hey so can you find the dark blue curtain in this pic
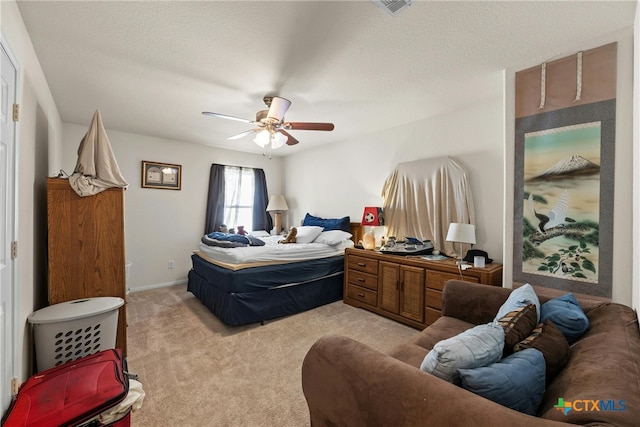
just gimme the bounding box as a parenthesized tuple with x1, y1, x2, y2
(204, 164, 226, 234)
(253, 168, 273, 232)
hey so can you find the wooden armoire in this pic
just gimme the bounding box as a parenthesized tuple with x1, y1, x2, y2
(46, 178, 127, 354)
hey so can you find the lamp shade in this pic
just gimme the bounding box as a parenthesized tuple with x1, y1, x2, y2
(266, 195, 289, 212)
(267, 96, 291, 122)
(361, 207, 384, 226)
(446, 223, 476, 244)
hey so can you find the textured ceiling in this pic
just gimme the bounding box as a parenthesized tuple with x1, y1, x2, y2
(16, 1, 637, 157)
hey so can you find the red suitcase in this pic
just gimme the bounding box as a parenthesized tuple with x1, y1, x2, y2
(3, 349, 130, 427)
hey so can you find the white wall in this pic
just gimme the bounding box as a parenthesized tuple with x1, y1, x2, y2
(2, 0, 63, 382)
(504, 28, 635, 304)
(286, 28, 636, 306)
(61, 124, 283, 292)
(284, 73, 506, 264)
(633, 0, 640, 310)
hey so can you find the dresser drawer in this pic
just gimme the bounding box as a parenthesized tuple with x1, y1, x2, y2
(425, 288, 442, 310)
(347, 255, 378, 275)
(427, 270, 479, 291)
(426, 307, 441, 325)
(348, 270, 378, 291)
(346, 284, 377, 307)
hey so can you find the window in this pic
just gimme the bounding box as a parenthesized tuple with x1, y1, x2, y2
(204, 163, 271, 235)
(223, 166, 255, 231)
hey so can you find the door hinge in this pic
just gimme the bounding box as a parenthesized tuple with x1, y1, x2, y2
(11, 241, 17, 259)
(12, 104, 19, 122)
(11, 378, 20, 397)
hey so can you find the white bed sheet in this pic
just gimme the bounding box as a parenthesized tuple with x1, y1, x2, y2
(197, 235, 353, 265)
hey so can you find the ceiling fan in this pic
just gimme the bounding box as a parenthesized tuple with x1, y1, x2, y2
(202, 96, 334, 149)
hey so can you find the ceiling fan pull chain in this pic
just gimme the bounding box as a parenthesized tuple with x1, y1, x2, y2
(538, 62, 546, 110)
(574, 51, 583, 102)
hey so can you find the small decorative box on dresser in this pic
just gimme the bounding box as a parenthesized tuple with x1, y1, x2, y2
(344, 247, 503, 329)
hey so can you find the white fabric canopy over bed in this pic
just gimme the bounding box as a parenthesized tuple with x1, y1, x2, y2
(381, 156, 475, 258)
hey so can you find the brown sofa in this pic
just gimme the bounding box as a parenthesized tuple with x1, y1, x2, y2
(302, 280, 640, 426)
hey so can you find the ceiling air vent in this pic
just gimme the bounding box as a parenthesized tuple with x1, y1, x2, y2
(372, 0, 412, 16)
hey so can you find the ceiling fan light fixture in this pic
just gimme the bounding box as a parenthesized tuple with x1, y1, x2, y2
(253, 129, 288, 149)
(271, 131, 288, 149)
(253, 129, 271, 148)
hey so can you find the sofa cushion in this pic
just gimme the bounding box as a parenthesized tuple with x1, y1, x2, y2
(497, 303, 538, 355)
(514, 319, 570, 384)
(420, 322, 504, 384)
(459, 348, 546, 416)
(538, 303, 640, 426)
(540, 292, 589, 344)
(389, 316, 473, 367)
(494, 283, 540, 323)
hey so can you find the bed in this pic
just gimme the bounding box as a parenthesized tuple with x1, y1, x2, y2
(187, 219, 360, 326)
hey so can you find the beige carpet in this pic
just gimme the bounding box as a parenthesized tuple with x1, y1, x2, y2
(125, 284, 418, 427)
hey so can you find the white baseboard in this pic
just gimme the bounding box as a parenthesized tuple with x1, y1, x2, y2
(127, 279, 187, 294)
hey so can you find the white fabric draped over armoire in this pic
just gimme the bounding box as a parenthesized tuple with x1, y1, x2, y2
(381, 156, 475, 257)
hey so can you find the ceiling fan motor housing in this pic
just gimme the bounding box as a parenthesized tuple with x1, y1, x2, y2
(256, 110, 269, 123)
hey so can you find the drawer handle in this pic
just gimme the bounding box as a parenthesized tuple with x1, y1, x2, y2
(357, 292, 365, 297)
(357, 262, 366, 267)
(357, 277, 365, 282)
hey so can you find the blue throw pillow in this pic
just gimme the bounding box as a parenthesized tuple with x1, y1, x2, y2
(458, 348, 546, 415)
(494, 283, 541, 323)
(420, 322, 504, 384)
(540, 293, 589, 344)
(302, 213, 350, 232)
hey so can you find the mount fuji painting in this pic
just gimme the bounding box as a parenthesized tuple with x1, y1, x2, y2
(529, 155, 600, 181)
(521, 122, 602, 284)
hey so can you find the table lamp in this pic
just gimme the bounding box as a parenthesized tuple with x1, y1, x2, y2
(445, 223, 476, 265)
(267, 195, 288, 234)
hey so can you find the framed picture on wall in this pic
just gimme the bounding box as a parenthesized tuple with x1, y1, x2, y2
(512, 42, 617, 299)
(141, 161, 182, 190)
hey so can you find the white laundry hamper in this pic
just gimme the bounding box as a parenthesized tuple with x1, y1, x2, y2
(28, 297, 124, 372)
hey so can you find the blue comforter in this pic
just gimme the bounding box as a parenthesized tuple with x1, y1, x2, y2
(201, 232, 265, 248)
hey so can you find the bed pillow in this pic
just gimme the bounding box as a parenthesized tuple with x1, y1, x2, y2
(514, 319, 570, 383)
(494, 283, 541, 323)
(458, 348, 546, 416)
(420, 322, 504, 384)
(540, 293, 589, 344)
(293, 226, 324, 244)
(302, 213, 351, 232)
(313, 230, 353, 245)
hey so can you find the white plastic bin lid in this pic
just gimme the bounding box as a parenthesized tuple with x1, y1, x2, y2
(28, 297, 124, 324)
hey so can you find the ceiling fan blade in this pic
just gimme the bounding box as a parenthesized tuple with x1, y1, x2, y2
(283, 122, 335, 131)
(202, 111, 253, 124)
(228, 129, 259, 140)
(267, 96, 291, 122)
(278, 129, 299, 146)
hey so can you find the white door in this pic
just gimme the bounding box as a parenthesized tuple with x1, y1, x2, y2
(1, 42, 17, 414)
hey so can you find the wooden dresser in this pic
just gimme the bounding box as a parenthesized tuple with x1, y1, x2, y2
(344, 247, 503, 329)
(47, 178, 127, 354)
